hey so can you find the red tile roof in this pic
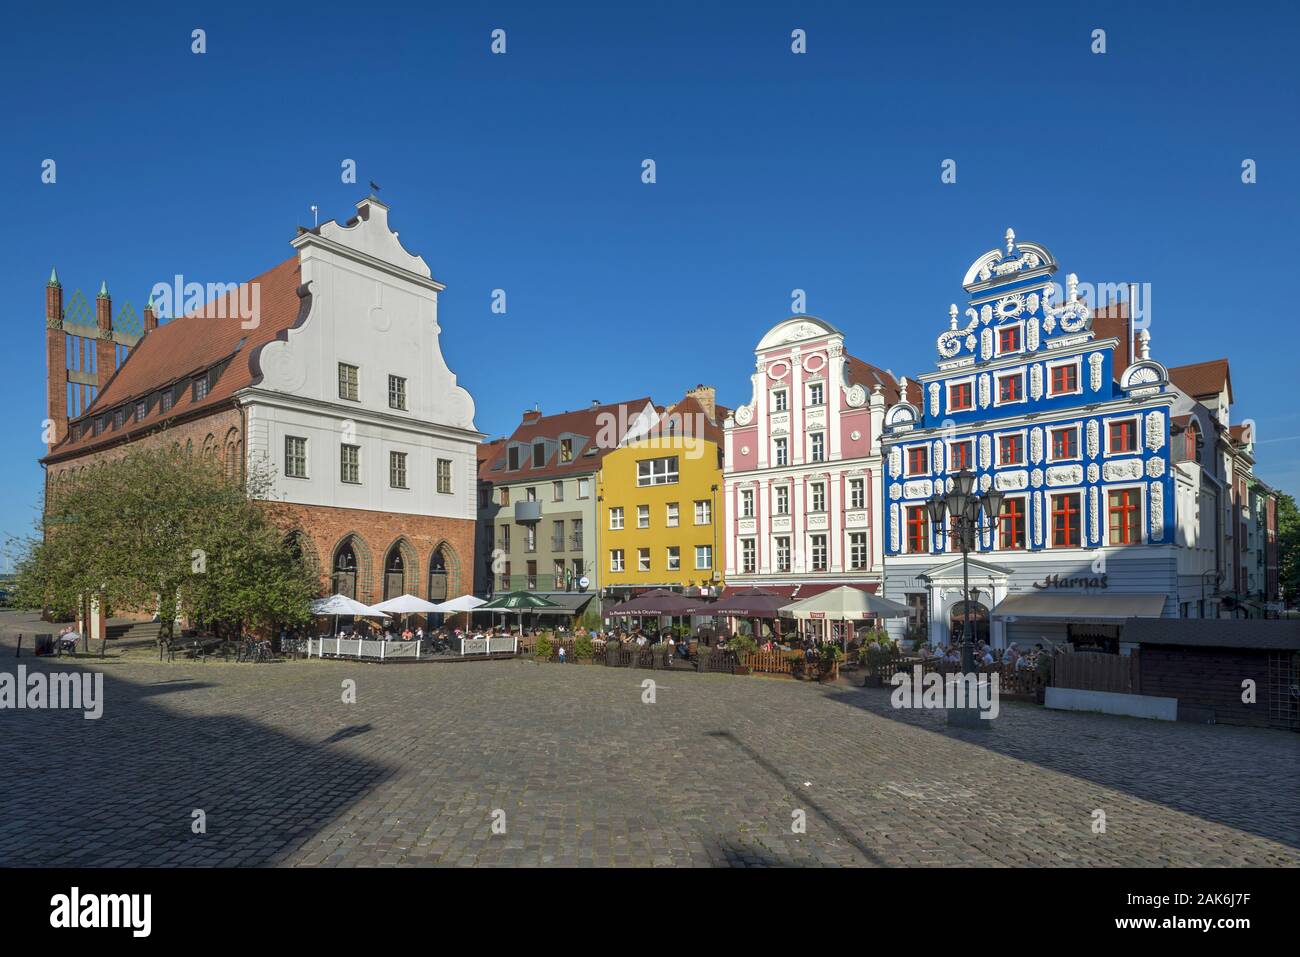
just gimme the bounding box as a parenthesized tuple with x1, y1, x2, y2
(44, 256, 306, 463)
(1169, 358, 1233, 404)
(845, 355, 917, 405)
(485, 399, 654, 482)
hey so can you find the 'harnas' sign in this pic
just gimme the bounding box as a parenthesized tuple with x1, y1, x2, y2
(1032, 573, 1109, 590)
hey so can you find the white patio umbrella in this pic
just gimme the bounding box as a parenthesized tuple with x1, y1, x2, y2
(371, 594, 442, 615)
(780, 586, 911, 648)
(310, 594, 389, 637)
(431, 594, 487, 613)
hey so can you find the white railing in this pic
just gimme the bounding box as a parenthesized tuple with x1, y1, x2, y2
(460, 635, 519, 656)
(308, 639, 423, 660)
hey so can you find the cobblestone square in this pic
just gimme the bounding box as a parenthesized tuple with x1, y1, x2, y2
(1, 650, 1296, 867)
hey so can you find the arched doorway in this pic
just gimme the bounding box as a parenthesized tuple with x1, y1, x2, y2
(949, 600, 989, 646)
(333, 542, 358, 598)
(383, 546, 406, 600)
(428, 547, 449, 602)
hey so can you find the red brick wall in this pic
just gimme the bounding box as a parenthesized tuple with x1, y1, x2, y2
(263, 501, 476, 607)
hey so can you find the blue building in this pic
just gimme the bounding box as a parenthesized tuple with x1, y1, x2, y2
(880, 230, 1178, 652)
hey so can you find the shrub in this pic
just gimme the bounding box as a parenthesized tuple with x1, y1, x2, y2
(820, 643, 844, 665)
(535, 634, 553, 659)
(728, 633, 758, 657)
(574, 634, 594, 658)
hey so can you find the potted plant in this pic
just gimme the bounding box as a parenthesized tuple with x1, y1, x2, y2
(574, 633, 594, 663)
(535, 634, 553, 661)
(728, 633, 757, 675)
(817, 642, 844, 681)
(784, 649, 806, 679)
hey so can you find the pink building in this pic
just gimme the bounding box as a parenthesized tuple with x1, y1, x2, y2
(722, 317, 914, 623)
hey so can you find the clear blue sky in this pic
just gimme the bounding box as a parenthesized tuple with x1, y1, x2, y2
(2, 1, 1297, 565)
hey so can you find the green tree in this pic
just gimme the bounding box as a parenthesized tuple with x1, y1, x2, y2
(9, 445, 316, 635)
(1277, 492, 1300, 602)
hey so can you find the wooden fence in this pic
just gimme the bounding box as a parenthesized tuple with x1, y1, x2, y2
(1052, 650, 1140, 695)
(865, 655, 1047, 699)
(742, 650, 839, 681)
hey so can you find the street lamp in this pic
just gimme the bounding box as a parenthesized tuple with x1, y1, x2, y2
(927, 469, 1003, 673)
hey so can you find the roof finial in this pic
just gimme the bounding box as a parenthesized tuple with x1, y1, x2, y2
(1066, 273, 1079, 302)
(1137, 328, 1151, 360)
(948, 303, 958, 330)
(1005, 228, 1015, 255)
(48, 266, 60, 288)
(97, 281, 109, 300)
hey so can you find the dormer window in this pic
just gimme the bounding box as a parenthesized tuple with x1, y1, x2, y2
(161, 389, 174, 412)
(134, 400, 147, 422)
(560, 438, 573, 462)
(113, 408, 125, 429)
(507, 446, 520, 470)
(193, 375, 209, 401)
(532, 442, 546, 467)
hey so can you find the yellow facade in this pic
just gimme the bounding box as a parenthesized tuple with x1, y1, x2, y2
(596, 436, 724, 593)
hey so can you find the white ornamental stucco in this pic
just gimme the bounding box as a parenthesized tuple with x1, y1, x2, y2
(1145, 410, 1166, 451)
(995, 470, 1028, 491)
(1102, 458, 1144, 482)
(1046, 464, 1083, 486)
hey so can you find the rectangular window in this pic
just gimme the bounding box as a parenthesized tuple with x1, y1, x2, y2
(1108, 419, 1138, 453)
(810, 482, 826, 512)
(553, 560, 566, 590)
(949, 441, 973, 472)
(810, 433, 825, 463)
(193, 376, 209, 401)
(775, 537, 791, 572)
(526, 487, 536, 501)
(740, 489, 754, 517)
(389, 451, 407, 488)
(437, 458, 452, 494)
(948, 381, 973, 412)
(773, 390, 788, 412)
(577, 478, 590, 499)
(499, 562, 511, 591)
(559, 438, 573, 462)
(997, 373, 1024, 404)
(809, 534, 827, 571)
(609, 507, 624, 530)
(388, 374, 407, 410)
(637, 456, 679, 486)
(134, 400, 146, 422)
(637, 504, 650, 528)
(774, 438, 788, 466)
(552, 480, 563, 502)
(667, 546, 681, 571)
(1049, 363, 1079, 396)
(1051, 493, 1081, 548)
(849, 478, 865, 510)
(526, 561, 537, 591)
(807, 383, 824, 406)
(1108, 488, 1142, 545)
(499, 487, 510, 507)
(999, 497, 1025, 550)
(849, 532, 868, 569)
(694, 500, 711, 524)
(532, 443, 546, 467)
(638, 548, 651, 572)
(610, 549, 625, 573)
(113, 408, 125, 429)
(551, 520, 565, 552)
(285, 436, 308, 478)
(338, 363, 359, 401)
(695, 544, 713, 570)
(161, 389, 173, 412)
(507, 446, 520, 470)
(524, 525, 536, 552)
(340, 444, 360, 484)
(998, 433, 1024, 466)
(571, 519, 583, 551)
(775, 486, 790, 515)
(741, 539, 756, 574)
(906, 446, 929, 476)
(997, 325, 1022, 354)
(1050, 427, 1078, 461)
(666, 502, 680, 527)
(499, 524, 510, 551)
(906, 505, 929, 554)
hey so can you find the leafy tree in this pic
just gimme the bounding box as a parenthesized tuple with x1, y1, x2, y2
(8, 445, 316, 635)
(1277, 493, 1300, 603)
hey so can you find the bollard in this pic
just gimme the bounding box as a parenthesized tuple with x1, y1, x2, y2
(15, 633, 22, 658)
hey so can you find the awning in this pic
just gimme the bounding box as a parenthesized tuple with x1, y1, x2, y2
(991, 592, 1167, 622)
(789, 583, 879, 599)
(525, 593, 595, 615)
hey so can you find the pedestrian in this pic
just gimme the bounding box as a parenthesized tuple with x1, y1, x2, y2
(558, 643, 567, 664)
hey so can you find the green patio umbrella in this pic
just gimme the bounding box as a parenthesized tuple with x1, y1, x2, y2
(478, 591, 561, 635)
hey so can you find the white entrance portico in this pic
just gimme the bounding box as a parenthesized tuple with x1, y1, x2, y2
(916, 556, 1013, 649)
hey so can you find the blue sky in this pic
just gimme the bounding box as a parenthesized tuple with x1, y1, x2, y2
(2, 0, 1297, 563)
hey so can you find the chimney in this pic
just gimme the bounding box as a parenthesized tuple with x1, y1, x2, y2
(522, 407, 542, 424)
(687, 384, 717, 421)
(95, 281, 116, 392)
(143, 293, 157, 333)
(591, 399, 600, 408)
(44, 268, 66, 449)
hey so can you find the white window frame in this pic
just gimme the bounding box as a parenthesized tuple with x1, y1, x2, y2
(774, 485, 791, 515)
(637, 504, 650, 529)
(946, 375, 975, 413)
(994, 369, 1027, 407)
(437, 458, 452, 494)
(809, 533, 828, 572)
(609, 506, 624, 530)
(947, 438, 975, 473)
(771, 389, 788, 413)
(774, 437, 788, 466)
(809, 432, 826, 463)
(666, 502, 680, 527)
(609, 549, 625, 572)
(904, 443, 930, 477)
(994, 320, 1025, 357)
(338, 362, 360, 402)
(810, 481, 826, 513)
(285, 435, 308, 479)
(740, 538, 756, 574)
(993, 494, 1029, 552)
(1046, 357, 1083, 398)
(740, 489, 755, 518)
(848, 531, 868, 569)
(848, 478, 865, 510)
(806, 382, 824, 407)
(694, 500, 711, 525)
(694, 544, 713, 570)
(636, 456, 679, 486)
(774, 536, 791, 572)
(1047, 490, 1084, 551)
(389, 450, 408, 489)
(638, 547, 651, 572)
(1104, 414, 1141, 456)
(995, 428, 1028, 467)
(340, 443, 361, 484)
(1046, 423, 1082, 463)
(666, 546, 681, 571)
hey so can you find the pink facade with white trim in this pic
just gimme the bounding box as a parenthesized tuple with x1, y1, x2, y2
(722, 317, 904, 591)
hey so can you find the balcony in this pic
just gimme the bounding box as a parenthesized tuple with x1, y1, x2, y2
(514, 500, 542, 523)
(569, 535, 584, 552)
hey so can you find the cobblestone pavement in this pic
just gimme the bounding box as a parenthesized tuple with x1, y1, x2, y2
(1, 652, 1296, 867)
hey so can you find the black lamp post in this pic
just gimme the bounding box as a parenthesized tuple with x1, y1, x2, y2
(926, 469, 1003, 673)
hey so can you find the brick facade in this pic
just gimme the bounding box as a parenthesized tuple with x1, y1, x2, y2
(264, 501, 475, 607)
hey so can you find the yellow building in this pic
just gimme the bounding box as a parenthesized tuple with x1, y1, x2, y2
(596, 387, 727, 599)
